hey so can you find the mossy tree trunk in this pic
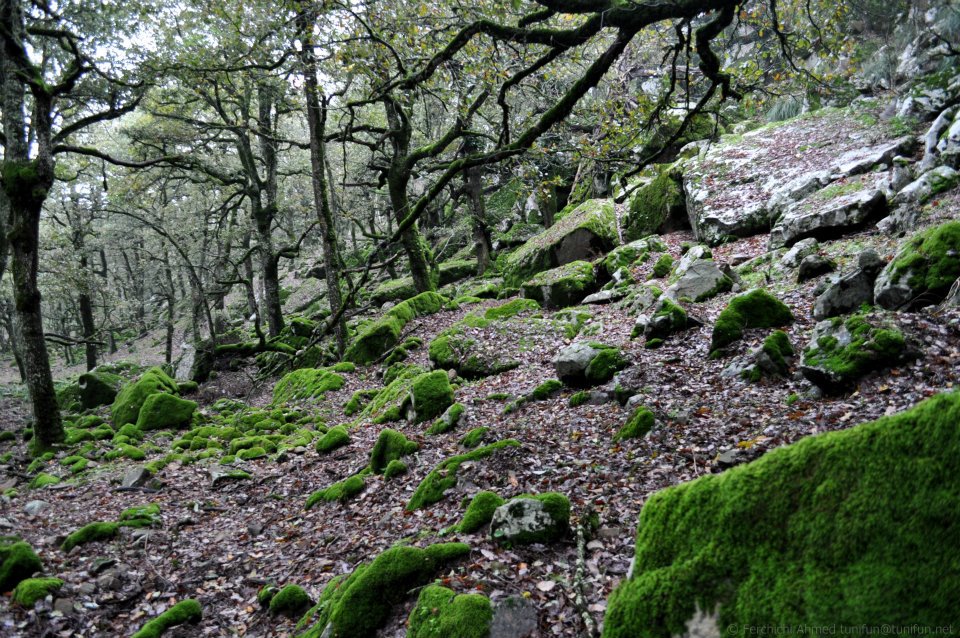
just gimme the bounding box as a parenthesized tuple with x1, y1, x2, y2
(463, 135, 492, 275)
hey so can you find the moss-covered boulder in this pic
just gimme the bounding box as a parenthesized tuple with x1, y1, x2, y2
(369, 429, 419, 473)
(490, 493, 570, 545)
(111, 367, 180, 427)
(409, 371, 454, 423)
(553, 341, 627, 387)
(615, 406, 655, 440)
(504, 198, 617, 286)
(459, 491, 505, 534)
(521, 260, 598, 309)
(316, 425, 350, 454)
(407, 584, 493, 638)
(269, 584, 311, 617)
(131, 599, 202, 638)
(272, 368, 345, 404)
(874, 221, 960, 310)
(407, 440, 521, 510)
(800, 314, 910, 394)
(61, 521, 120, 552)
(602, 391, 960, 638)
(710, 289, 793, 354)
(641, 297, 690, 341)
(602, 236, 668, 276)
(297, 543, 471, 638)
(623, 166, 686, 242)
(305, 473, 367, 507)
(0, 539, 43, 592)
(11, 576, 63, 606)
(426, 402, 466, 435)
(345, 292, 448, 365)
(78, 371, 122, 409)
(135, 393, 197, 431)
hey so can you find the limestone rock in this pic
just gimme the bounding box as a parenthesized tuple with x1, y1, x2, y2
(553, 342, 626, 387)
(121, 465, 153, 489)
(812, 250, 884, 320)
(489, 595, 539, 638)
(893, 165, 960, 206)
(875, 221, 960, 310)
(780, 237, 819, 269)
(664, 260, 732, 302)
(521, 260, 597, 309)
(490, 494, 569, 545)
(797, 254, 836, 282)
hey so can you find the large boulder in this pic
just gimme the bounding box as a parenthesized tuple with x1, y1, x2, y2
(504, 199, 617, 286)
(622, 166, 686, 241)
(603, 392, 960, 638)
(769, 173, 889, 248)
(520, 260, 598, 309)
(135, 393, 197, 430)
(78, 371, 122, 410)
(874, 221, 960, 310)
(490, 493, 570, 546)
(111, 367, 180, 427)
(664, 259, 732, 302)
(893, 165, 960, 206)
(800, 314, 911, 394)
(812, 249, 885, 320)
(710, 289, 793, 354)
(553, 342, 627, 387)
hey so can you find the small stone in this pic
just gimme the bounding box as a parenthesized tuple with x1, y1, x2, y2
(91, 558, 117, 574)
(77, 582, 97, 596)
(716, 449, 742, 468)
(24, 500, 51, 517)
(489, 595, 539, 638)
(53, 598, 75, 615)
(597, 526, 622, 539)
(121, 465, 153, 489)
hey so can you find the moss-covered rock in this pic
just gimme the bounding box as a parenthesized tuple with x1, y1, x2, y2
(0, 539, 43, 592)
(459, 427, 490, 449)
(269, 584, 311, 616)
(490, 493, 570, 545)
(131, 599, 202, 638)
(61, 521, 120, 552)
(273, 368, 345, 404)
(800, 314, 910, 394)
(521, 260, 598, 309)
(504, 198, 617, 286)
(344, 389, 378, 416)
(11, 576, 63, 606)
(459, 491, 505, 533)
(650, 253, 674, 279)
(554, 341, 627, 387)
(426, 402, 466, 435)
(297, 543, 471, 638)
(78, 371, 122, 409)
(345, 292, 449, 365)
(409, 371, 454, 423)
(111, 367, 180, 427)
(30, 473, 60, 489)
(355, 365, 426, 424)
(135, 393, 197, 431)
(602, 237, 668, 275)
(710, 289, 793, 354)
(641, 297, 689, 341)
(407, 440, 521, 510)
(369, 429, 419, 474)
(383, 460, 408, 479)
(603, 391, 960, 638)
(407, 584, 493, 638)
(305, 473, 367, 508)
(623, 166, 685, 242)
(615, 406, 655, 440)
(875, 221, 960, 310)
(484, 298, 540, 321)
(316, 425, 350, 454)
(119, 503, 162, 527)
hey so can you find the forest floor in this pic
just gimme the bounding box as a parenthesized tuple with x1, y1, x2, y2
(2, 223, 960, 637)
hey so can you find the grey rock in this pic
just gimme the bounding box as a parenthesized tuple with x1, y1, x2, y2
(437, 402, 467, 430)
(24, 500, 51, 517)
(53, 598, 76, 615)
(780, 237, 819, 269)
(491, 497, 569, 546)
(893, 165, 960, 206)
(664, 260, 730, 302)
(770, 185, 887, 249)
(830, 137, 915, 177)
(812, 250, 883, 320)
(489, 596, 539, 638)
(672, 245, 712, 279)
(553, 342, 598, 383)
(121, 465, 153, 489)
(77, 582, 97, 596)
(920, 107, 956, 172)
(582, 289, 626, 305)
(716, 449, 743, 468)
(0, 516, 13, 529)
(96, 571, 122, 591)
(797, 255, 836, 282)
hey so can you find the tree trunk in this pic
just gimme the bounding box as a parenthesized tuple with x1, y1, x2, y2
(254, 204, 284, 337)
(77, 253, 98, 371)
(463, 137, 492, 274)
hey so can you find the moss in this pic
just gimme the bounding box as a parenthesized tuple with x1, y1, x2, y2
(269, 584, 311, 616)
(383, 460, 408, 479)
(585, 347, 628, 384)
(407, 440, 521, 510)
(762, 330, 794, 376)
(273, 369, 345, 404)
(105, 444, 146, 461)
(568, 390, 591, 407)
(651, 254, 674, 279)
(802, 314, 907, 392)
(410, 371, 454, 423)
(0, 431, 15, 444)
(358, 365, 426, 424)
(115, 423, 144, 441)
(61, 521, 120, 552)
(485, 298, 540, 321)
(134, 392, 196, 431)
(111, 367, 180, 426)
(238, 446, 267, 460)
(0, 540, 43, 592)
(644, 338, 665, 349)
(369, 429, 419, 474)
(521, 260, 597, 309)
(316, 426, 350, 454)
(887, 221, 960, 306)
(603, 391, 960, 638)
(30, 473, 60, 489)
(459, 427, 489, 449)
(131, 599, 202, 638)
(492, 493, 571, 545)
(615, 406, 655, 440)
(258, 584, 278, 607)
(119, 503, 161, 527)
(530, 379, 562, 401)
(710, 289, 793, 354)
(459, 491, 505, 533)
(346, 293, 449, 365)
(297, 543, 471, 638)
(305, 473, 367, 508)
(77, 371, 122, 409)
(11, 576, 63, 606)
(426, 402, 465, 435)
(407, 584, 493, 638)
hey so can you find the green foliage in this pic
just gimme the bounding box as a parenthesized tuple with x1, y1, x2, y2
(297, 543, 471, 638)
(407, 584, 493, 638)
(316, 426, 350, 454)
(61, 522, 120, 552)
(131, 599, 202, 638)
(603, 391, 960, 638)
(710, 289, 793, 354)
(615, 406, 655, 440)
(369, 429, 419, 474)
(407, 440, 521, 510)
(12, 577, 63, 606)
(0, 539, 43, 592)
(459, 491, 505, 533)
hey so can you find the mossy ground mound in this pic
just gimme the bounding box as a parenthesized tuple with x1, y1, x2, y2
(407, 440, 521, 510)
(111, 367, 180, 427)
(297, 543, 471, 638)
(0, 539, 43, 592)
(409, 371, 454, 423)
(272, 368, 346, 404)
(407, 584, 493, 638)
(131, 599, 202, 638)
(615, 406, 655, 440)
(710, 289, 793, 354)
(345, 292, 448, 365)
(603, 391, 960, 638)
(12, 577, 63, 606)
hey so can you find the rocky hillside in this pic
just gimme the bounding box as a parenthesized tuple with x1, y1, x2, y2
(3, 41, 960, 638)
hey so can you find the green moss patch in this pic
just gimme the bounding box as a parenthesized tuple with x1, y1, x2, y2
(297, 543, 471, 638)
(651, 254, 674, 279)
(410, 371, 455, 423)
(426, 403, 465, 435)
(624, 166, 685, 242)
(710, 289, 793, 354)
(491, 492, 571, 545)
(521, 260, 597, 309)
(273, 368, 345, 404)
(407, 584, 493, 638)
(305, 473, 367, 508)
(484, 298, 540, 321)
(603, 391, 960, 638)
(345, 292, 448, 365)
(459, 427, 490, 449)
(0, 539, 43, 592)
(369, 429, 419, 474)
(30, 473, 60, 489)
(316, 426, 350, 454)
(131, 599, 202, 638)
(269, 584, 311, 616)
(111, 367, 180, 427)
(459, 491, 505, 533)
(407, 440, 520, 510)
(383, 460, 408, 479)
(61, 522, 120, 552)
(884, 221, 960, 307)
(12, 577, 63, 606)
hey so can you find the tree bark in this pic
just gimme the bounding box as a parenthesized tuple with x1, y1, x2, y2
(463, 136, 492, 274)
